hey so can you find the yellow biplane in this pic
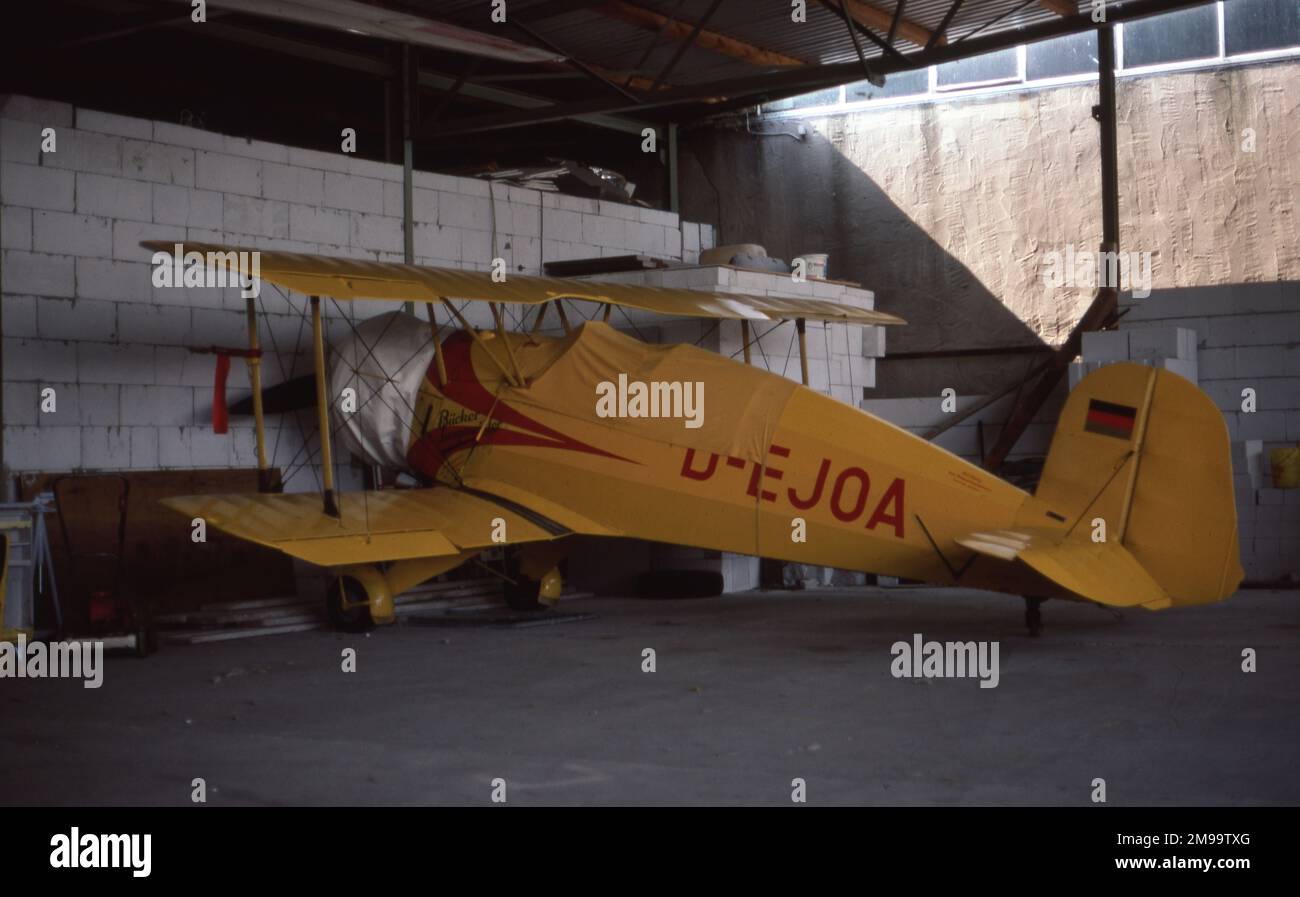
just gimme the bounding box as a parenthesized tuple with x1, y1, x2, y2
(141, 240, 1242, 633)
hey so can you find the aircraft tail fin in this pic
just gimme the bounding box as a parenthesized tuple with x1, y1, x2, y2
(1021, 361, 1243, 608)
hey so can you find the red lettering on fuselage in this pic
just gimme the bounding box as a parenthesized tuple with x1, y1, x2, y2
(865, 476, 905, 538)
(681, 447, 718, 480)
(746, 443, 788, 501)
(679, 445, 906, 539)
(830, 466, 870, 521)
(789, 458, 830, 509)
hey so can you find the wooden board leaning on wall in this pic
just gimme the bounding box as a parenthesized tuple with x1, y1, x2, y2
(16, 469, 297, 616)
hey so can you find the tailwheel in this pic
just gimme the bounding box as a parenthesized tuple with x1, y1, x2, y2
(325, 574, 376, 632)
(1024, 596, 1046, 637)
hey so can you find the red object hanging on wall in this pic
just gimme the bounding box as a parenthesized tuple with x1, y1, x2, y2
(212, 352, 232, 434)
(188, 345, 261, 434)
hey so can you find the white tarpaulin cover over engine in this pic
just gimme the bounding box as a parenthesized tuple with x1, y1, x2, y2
(329, 311, 433, 472)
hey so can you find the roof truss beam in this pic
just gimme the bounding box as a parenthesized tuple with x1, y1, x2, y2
(178, 20, 654, 136)
(429, 0, 1214, 137)
(597, 0, 809, 67)
(650, 0, 726, 90)
(824, 0, 910, 64)
(1039, 0, 1080, 15)
(817, 0, 942, 48)
(928, 0, 967, 50)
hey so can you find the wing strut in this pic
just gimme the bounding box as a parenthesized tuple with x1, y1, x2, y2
(795, 318, 810, 386)
(310, 296, 340, 517)
(554, 300, 572, 334)
(243, 296, 272, 492)
(490, 302, 527, 386)
(441, 297, 520, 386)
(530, 301, 549, 332)
(425, 301, 447, 386)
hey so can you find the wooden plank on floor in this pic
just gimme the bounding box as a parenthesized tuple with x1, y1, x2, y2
(163, 621, 324, 645)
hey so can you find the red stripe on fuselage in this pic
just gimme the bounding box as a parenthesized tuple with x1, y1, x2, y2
(406, 330, 634, 477)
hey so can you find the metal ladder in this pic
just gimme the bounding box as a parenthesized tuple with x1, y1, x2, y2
(0, 494, 62, 641)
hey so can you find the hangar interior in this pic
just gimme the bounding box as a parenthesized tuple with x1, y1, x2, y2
(1, 0, 1298, 807)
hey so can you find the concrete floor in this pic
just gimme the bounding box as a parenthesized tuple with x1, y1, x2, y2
(3, 586, 1298, 806)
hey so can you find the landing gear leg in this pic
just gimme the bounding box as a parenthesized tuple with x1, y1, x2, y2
(1024, 596, 1045, 637)
(325, 574, 376, 632)
(504, 542, 567, 611)
(504, 562, 562, 611)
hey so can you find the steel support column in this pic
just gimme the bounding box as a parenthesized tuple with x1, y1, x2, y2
(982, 26, 1121, 471)
(402, 44, 416, 316)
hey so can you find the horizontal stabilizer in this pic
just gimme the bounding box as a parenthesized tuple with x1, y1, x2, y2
(957, 529, 1169, 609)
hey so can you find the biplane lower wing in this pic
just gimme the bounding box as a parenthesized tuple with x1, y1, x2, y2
(161, 485, 616, 568)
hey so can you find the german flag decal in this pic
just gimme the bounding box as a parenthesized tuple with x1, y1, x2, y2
(1085, 399, 1138, 440)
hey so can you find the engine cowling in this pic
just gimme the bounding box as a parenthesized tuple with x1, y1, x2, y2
(327, 311, 434, 473)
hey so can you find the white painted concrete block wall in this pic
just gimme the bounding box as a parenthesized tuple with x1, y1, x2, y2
(1118, 286, 1300, 581)
(1072, 326, 1199, 388)
(1, 95, 711, 492)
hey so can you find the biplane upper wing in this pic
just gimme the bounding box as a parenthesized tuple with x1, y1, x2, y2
(161, 485, 619, 567)
(140, 241, 907, 326)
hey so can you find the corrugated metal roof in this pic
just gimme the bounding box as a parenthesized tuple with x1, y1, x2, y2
(415, 0, 1081, 75)
(393, 0, 1190, 115)
(713, 0, 1069, 58)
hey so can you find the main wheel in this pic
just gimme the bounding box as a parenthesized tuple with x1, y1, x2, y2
(504, 574, 547, 611)
(502, 553, 562, 612)
(325, 575, 376, 631)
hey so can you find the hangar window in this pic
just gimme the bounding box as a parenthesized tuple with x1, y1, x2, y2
(760, 1, 1300, 117)
(1224, 0, 1300, 55)
(1026, 30, 1097, 81)
(935, 47, 1020, 90)
(1120, 4, 1220, 68)
(846, 69, 929, 103)
(762, 86, 843, 112)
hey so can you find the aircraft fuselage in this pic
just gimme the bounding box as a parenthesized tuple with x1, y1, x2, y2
(406, 322, 1065, 596)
